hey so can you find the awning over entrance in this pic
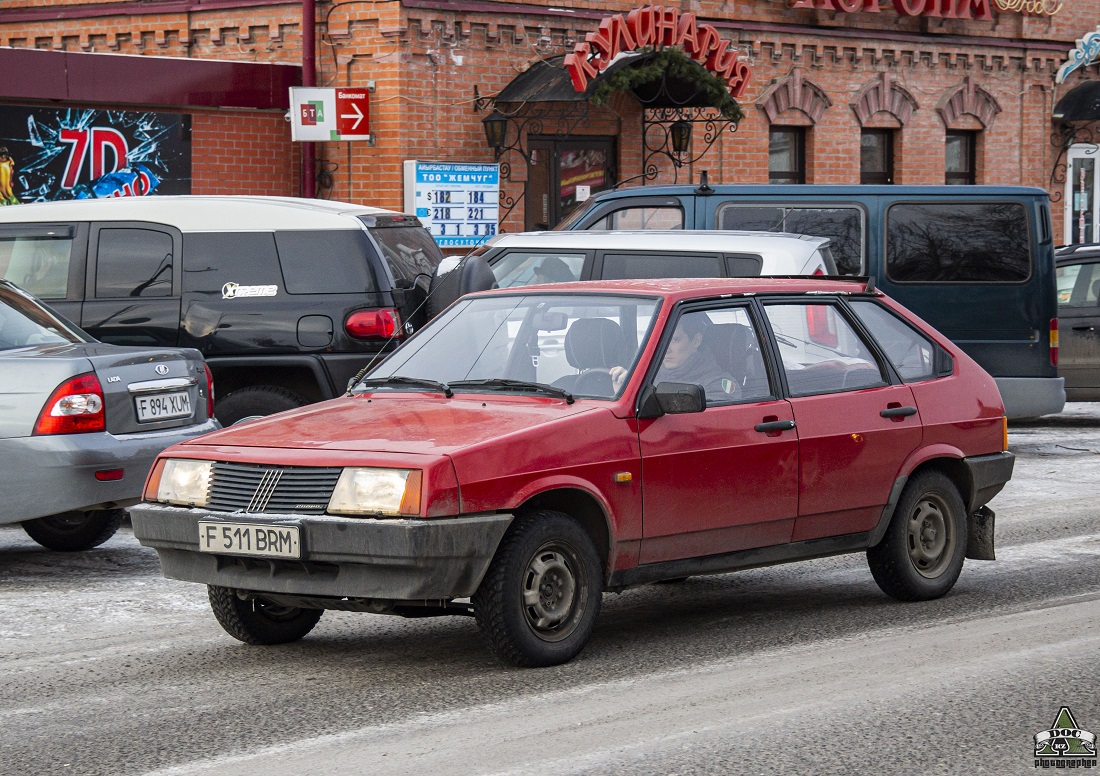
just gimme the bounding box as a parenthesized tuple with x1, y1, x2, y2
(1054, 81, 1100, 123)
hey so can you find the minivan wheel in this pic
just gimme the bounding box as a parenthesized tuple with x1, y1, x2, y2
(473, 511, 603, 667)
(867, 471, 967, 602)
(21, 508, 126, 551)
(213, 385, 307, 426)
(208, 586, 323, 645)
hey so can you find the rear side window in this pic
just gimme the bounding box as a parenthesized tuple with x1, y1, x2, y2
(96, 228, 173, 298)
(1057, 262, 1099, 308)
(368, 225, 443, 286)
(717, 205, 864, 275)
(849, 300, 937, 381)
(183, 233, 282, 293)
(0, 233, 73, 299)
(491, 251, 585, 288)
(886, 203, 1031, 283)
(587, 206, 684, 230)
(601, 252, 722, 280)
(275, 230, 377, 294)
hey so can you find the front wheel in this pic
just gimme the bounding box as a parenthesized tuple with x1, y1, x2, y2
(21, 508, 125, 551)
(473, 511, 603, 667)
(208, 586, 323, 645)
(867, 471, 967, 601)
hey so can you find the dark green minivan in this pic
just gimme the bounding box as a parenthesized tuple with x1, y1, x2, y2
(558, 184, 1064, 419)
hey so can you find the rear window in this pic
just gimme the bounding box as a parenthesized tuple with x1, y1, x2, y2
(0, 283, 85, 349)
(717, 205, 864, 275)
(886, 203, 1031, 283)
(276, 230, 378, 294)
(366, 225, 443, 286)
(602, 252, 723, 280)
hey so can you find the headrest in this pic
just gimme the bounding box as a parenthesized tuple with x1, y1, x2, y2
(564, 318, 629, 370)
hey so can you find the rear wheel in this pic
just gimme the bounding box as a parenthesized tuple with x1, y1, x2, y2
(473, 511, 602, 667)
(207, 586, 323, 645)
(867, 471, 967, 601)
(213, 385, 307, 426)
(21, 508, 125, 551)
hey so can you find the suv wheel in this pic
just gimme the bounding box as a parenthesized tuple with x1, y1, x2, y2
(207, 586, 323, 645)
(21, 508, 126, 551)
(214, 385, 307, 426)
(473, 510, 602, 667)
(867, 471, 967, 601)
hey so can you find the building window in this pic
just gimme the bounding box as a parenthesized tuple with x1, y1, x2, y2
(860, 130, 894, 185)
(769, 127, 805, 184)
(945, 131, 977, 185)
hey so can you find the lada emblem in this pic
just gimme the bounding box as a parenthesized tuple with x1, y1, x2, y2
(155, 364, 170, 376)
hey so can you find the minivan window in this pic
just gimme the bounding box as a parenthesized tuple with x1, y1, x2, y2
(96, 228, 173, 298)
(886, 203, 1030, 283)
(586, 206, 684, 231)
(275, 230, 377, 294)
(368, 225, 443, 287)
(0, 235, 72, 299)
(602, 252, 722, 280)
(716, 205, 864, 275)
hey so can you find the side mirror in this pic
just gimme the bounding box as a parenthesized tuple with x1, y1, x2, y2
(638, 382, 706, 418)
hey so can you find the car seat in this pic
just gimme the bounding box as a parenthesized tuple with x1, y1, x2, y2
(555, 317, 630, 395)
(703, 323, 771, 399)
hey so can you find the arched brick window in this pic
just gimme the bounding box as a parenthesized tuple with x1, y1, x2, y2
(757, 69, 832, 184)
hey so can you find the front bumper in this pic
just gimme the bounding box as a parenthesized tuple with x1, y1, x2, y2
(0, 419, 221, 526)
(129, 504, 514, 600)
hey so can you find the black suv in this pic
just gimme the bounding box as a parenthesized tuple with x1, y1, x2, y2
(0, 196, 444, 424)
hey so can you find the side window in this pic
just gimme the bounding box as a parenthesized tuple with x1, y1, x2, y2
(275, 230, 377, 294)
(763, 302, 886, 396)
(655, 307, 772, 405)
(849, 300, 937, 382)
(96, 228, 173, 298)
(886, 202, 1031, 283)
(588, 206, 683, 230)
(601, 253, 722, 280)
(490, 251, 585, 288)
(182, 233, 281, 293)
(716, 205, 864, 275)
(725, 254, 764, 277)
(1059, 262, 1099, 308)
(0, 234, 74, 299)
(1057, 263, 1082, 304)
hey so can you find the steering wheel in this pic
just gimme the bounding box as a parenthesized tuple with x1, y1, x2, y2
(572, 368, 613, 396)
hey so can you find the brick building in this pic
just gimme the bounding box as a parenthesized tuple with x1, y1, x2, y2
(0, 0, 1098, 243)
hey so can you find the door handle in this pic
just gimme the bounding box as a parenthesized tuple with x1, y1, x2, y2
(880, 405, 917, 418)
(755, 419, 796, 432)
(1071, 325, 1095, 332)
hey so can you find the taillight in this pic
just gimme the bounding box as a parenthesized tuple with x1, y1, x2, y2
(203, 363, 215, 418)
(806, 304, 838, 347)
(345, 308, 402, 340)
(812, 267, 824, 276)
(1049, 318, 1059, 367)
(34, 373, 106, 435)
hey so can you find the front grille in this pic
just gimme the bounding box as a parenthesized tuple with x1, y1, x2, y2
(206, 462, 342, 515)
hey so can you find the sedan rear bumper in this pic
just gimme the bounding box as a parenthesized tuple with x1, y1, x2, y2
(129, 504, 514, 601)
(0, 419, 221, 525)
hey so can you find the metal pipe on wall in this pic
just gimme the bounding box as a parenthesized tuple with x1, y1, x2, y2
(302, 0, 316, 198)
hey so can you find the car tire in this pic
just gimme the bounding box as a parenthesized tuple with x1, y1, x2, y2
(214, 385, 307, 426)
(207, 585, 323, 645)
(473, 510, 603, 667)
(21, 508, 126, 551)
(867, 471, 967, 602)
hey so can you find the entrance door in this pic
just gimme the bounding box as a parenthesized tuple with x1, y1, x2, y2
(525, 137, 616, 231)
(1066, 146, 1099, 245)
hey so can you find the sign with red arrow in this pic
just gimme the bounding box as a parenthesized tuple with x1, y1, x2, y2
(289, 85, 374, 143)
(335, 89, 371, 139)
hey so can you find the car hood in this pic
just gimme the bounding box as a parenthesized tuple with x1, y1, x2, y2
(186, 393, 603, 455)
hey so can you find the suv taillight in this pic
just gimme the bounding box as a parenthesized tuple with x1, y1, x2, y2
(345, 308, 402, 340)
(1050, 318, 1059, 367)
(204, 363, 215, 418)
(34, 373, 106, 435)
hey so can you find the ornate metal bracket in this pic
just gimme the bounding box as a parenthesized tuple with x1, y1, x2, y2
(1050, 121, 1100, 204)
(639, 107, 738, 186)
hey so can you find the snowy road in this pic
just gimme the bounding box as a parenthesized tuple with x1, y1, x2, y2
(1, 405, 1098, 775)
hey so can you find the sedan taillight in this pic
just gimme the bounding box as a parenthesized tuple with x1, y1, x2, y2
(34, 373, 106, 435)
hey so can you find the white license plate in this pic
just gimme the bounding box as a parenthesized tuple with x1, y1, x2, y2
(198, 522, 301, 559)
(135, 391, 192, 422)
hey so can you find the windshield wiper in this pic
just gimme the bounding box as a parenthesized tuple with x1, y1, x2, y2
(449, 379, 575, 404)
(352, 376, 453, 397)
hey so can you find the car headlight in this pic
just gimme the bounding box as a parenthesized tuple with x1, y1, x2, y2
(328, 467, 422, 516)
(157, 459, 212, 507)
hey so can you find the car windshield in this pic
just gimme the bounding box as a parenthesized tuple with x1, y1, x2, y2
(0, 284, 87, 350)
(362, 293, 660, 399)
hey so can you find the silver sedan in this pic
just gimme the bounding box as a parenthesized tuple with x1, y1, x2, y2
(0, 280, 220, 550)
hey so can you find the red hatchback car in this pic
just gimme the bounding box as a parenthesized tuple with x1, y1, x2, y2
(131, 277, 1014, 666)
